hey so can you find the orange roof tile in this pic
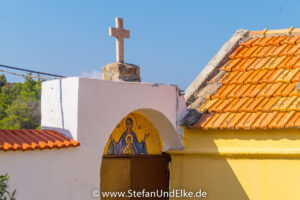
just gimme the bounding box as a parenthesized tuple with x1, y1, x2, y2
(0, 129, 80, 151)
(194, 30, 300, 130)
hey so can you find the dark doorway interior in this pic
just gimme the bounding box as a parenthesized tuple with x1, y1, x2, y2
(101, 154, 170, 199)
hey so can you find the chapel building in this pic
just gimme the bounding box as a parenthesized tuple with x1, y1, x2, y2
(0, 21, 300, 200)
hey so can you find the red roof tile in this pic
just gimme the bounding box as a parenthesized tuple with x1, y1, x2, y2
(0, 129, 79, 151)
(195, 29, 300, 130)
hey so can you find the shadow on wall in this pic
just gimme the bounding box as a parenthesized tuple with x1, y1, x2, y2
(135, 108, 183, 151)
(179, 156, 249, 200)
(59, 79, 65, 129)
(170, 158, 249, 199)
(170, 129, 250, 200)
(41, 127, 73, 139)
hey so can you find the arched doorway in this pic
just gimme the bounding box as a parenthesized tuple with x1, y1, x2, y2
(100, 112, 170, 199)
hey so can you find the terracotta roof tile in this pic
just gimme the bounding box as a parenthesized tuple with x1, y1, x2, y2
(232, 98, 250, 112)
(192, 113, 214, 128)
(235, 112, 252, 129)
(272, 56, 288, 69)
(244, 112, 262, 129)
(242, 85, 256, 97)
(271, 97, 287, 111)
(239, 58, 257, 71)
(0, 129, 79, 151)
(248, 97, 265, 111)
(291, 69, 300, 81)
(240, 38, 256, 47)
(209, 99, 225, 112)
(288, 97, 300, 111)
(252, 38, 264, 46)
(226, 85, 242, 98)
(250, 46, 264, 58)
(220, 72, 232, 84)
(198, 98, 219, 113)
(285, 56, 299, 69)
(259, 37, 274, 46)
(243, 46, 260, 58)
(282, 82, 297, 96)
(268, 112, 285, 128)
(252, 71, 267, 84)
(280, 44, 293, 56)
(244, 71, 259, 84)
(230, 46, 244, 59)
(223, 98, 240, 112)
(267, 69, 285, 82)
(237, 47, 253, 59)
(193, 31, 300, 130)
(224, 58, 242, 71)
(265, 46, 277, 57)
(261, 112, 279, 129)
(289, 35, 300, 44)
(211, 85, 227, 99)
(287, 43, 300, 56)
(276, 69, 290, 82)
(291, 56, 300, 68)
(251, 112, 266, 129)
(264, 57, 278, 70)
(295, 48, 300, 56)
(229, 72, 245, 84)
(278, 56, 293, 69)
(274, 36, 288, 46)
(202, 114, 219, 129)
(259, 70, 274, 83)
(239, 71, 256, 84)
(294, 115, 300, 127)
(250, 84, 267, 97)
(225, 71, 240, 84)
(286, 112, 300, 128)
(228, 112, 246, 128)
(240, 98, 255, 112)
(212, 113, 231, 128)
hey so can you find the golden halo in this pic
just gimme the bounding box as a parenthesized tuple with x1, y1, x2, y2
(125, 134, 133, 143)
(122, 115, 137, 132)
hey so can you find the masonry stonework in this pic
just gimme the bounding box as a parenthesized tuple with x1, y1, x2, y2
(102, 62, 141, 82)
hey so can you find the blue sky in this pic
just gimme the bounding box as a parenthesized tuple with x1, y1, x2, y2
(0, 0, 298, 89)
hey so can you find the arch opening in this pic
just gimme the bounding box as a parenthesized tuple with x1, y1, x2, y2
(100, 111, 172, 199)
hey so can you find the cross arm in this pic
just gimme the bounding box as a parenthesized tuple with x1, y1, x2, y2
(109, 27, 130, 39)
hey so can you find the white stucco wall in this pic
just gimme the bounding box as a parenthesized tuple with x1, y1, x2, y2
(0, 77, 185, 200)
(41, 77, 79, 139)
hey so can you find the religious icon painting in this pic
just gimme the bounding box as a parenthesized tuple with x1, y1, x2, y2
(104, 112, 162, 155)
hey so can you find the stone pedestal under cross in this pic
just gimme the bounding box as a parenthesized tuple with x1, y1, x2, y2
(109, 18, 130, 63)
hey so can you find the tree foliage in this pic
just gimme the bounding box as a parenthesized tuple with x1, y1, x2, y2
(0, 74, 41, 129)
(0, 174, 16, 200)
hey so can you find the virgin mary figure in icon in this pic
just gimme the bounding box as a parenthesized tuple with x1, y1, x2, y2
(107, 118, 149, 155)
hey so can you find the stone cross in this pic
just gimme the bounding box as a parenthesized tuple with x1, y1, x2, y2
(109, 18, 130, 63)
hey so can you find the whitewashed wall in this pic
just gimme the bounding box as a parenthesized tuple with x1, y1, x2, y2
(0, 77, 185, 200)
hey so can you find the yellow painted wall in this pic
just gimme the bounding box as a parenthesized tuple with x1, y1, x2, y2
(104, 112, 162, 155)
(169, 128, 300, 200)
